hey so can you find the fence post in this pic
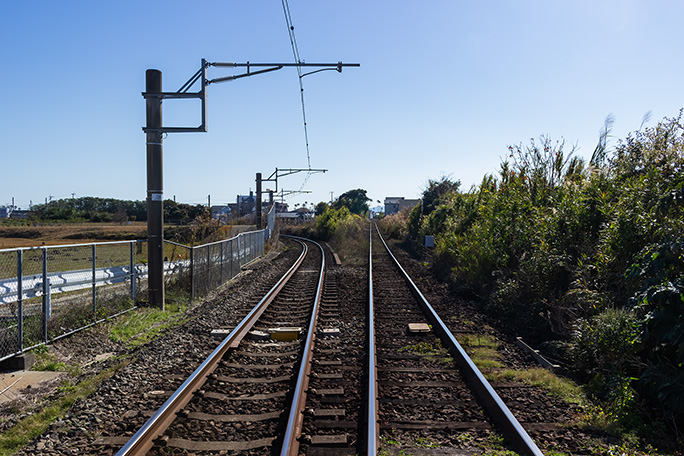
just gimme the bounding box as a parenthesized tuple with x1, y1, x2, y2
(190, 246, 195, 303)
(207, 245, 211, 290)
(220, 242, 224, 285)
(256, 173, 262, 229)
(17, 249, 23, 352)
(42, 247, 48, 343)
(130, 241, 136, 301)
(92, 244, 97, 316)
(46, 278, 51, 320)
(240, 234, 244, 266)
(230, 238, 234, 279)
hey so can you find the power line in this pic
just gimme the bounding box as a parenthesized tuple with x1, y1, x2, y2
(281, 0, 313, 191)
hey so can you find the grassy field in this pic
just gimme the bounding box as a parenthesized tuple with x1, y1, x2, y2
(0, 223, 147, 249)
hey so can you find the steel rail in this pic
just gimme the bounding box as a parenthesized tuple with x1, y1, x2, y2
(373, 224, 544, 456)
(115, 239, 309, 456)
(367, 223, 379, 455)
(279, 235, 325, 456)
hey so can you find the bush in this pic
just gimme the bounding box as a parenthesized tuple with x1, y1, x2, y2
(571, 308, 641, 423)
(377, 208, 410, 240)
(382, 111, 684, 435)
(314, 206, 351, 240)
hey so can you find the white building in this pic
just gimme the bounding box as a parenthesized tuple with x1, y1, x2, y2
(384, 197, 420, 215)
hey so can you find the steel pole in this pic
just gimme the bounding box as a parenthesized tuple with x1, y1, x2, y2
(17, 250, 23, 352)
(256, 173, 262, 229)
(146, 69, 165, 309)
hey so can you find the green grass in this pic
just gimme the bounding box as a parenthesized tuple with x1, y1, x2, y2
(493, 367, 587, 405)
(32, 346, 80, 376)
(108, 303, 189, 348)
(459, 333, 500, 349)
(0, 359, 128, 456)
(458, 333, 505, 373)
(0, 296, 191, 455)
(415, 436, 439, 448)
(398, 339, 452, 365)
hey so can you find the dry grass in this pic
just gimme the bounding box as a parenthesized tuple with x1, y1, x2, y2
(0, 223, 147, 249)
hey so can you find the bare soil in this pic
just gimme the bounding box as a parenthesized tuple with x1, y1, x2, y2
(0, 223, 257, 249)
(0, 223, 147, 249)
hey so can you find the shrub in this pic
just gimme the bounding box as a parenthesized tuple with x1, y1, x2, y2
(378, 207, 411, 240)
(314, 206, 351, 240)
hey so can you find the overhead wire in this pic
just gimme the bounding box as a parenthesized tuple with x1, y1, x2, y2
(281, 0, 313, 191)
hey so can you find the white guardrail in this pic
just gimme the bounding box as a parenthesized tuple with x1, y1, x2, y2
(0, 261, 189, 305)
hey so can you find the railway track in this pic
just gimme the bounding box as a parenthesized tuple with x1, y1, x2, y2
(114, 229, 551, 455)
(116, 237, 324, 455)
(369, 224, 543, 455)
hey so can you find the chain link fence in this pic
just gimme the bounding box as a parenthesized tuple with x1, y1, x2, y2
(165, 229, 267, 301)
(0, 240, 144, 362)
(1, 225, 271, 363)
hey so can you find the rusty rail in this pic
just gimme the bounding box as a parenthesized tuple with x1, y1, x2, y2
(279, 236, 325, 456)
(373, 224, 544, 456)
(115, 239, 309, 456)
(367, 223, 379, 455)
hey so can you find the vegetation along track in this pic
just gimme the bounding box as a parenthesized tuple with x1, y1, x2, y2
(11, 231, 585, 455)
(370, 223, 544, 455)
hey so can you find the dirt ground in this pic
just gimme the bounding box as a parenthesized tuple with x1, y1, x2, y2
(0, 223, 147, 249)
(0, 223, 257, 249)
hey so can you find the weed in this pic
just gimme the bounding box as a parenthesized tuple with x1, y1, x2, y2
(399, 340, 441, 355)
(32, 348, 81, 376)
(0, 359, 129, 456)
(459, 333, 499, 349)
(108, 304, 189, 348)
(457, 432, 473, 443)
(399, 339, 452, 365)
(415, 436, 439, 448)
(490, 368, 587, 407)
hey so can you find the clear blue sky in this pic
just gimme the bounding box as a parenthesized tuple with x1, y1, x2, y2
(2, 1, 683, 210)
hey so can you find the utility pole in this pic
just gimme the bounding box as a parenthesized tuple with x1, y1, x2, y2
(145, 69, 164, 309)
(256, 173, 262, 229)
(141, 59, 358, 309)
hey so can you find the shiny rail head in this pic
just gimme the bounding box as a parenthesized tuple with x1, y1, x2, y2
(371, 224, 543, 456)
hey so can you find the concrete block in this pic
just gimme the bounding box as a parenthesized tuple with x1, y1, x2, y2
(0, 352, 35, 371)
(210, 329, 231, 340)
(248, 330, 271, 341)
(269, 327, 302, 341)
(407, 323, 431, 334)
(320, 328, 340, 337)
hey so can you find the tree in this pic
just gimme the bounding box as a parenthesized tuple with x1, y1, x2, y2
(422, 176, 460, 215)
(333, 189, 370, 215)
(314, 201, 329, 216)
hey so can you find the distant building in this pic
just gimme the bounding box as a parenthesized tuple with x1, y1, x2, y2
(0, 206, 10, 219)
(211, 205, 231, 223)
(384, 197, 420, 215)
(236, 191, 256, 218)
(9, 210, 29, 220)
(276, 208, 313, 223)
(294, 207, 314, 220)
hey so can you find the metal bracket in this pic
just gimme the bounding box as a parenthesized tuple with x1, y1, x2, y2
(142, 59, 358, 135)
(263, 167, 327, 192)
(142, 59, 208, 133)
